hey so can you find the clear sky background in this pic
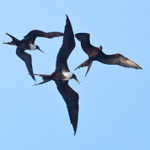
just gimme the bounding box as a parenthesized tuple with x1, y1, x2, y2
(0, 0, 150, 150)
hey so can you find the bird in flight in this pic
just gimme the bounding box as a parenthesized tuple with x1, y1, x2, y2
(75, 33, 142, 76)
(4, 30, 64, 80)
(34, 16, 80, 135)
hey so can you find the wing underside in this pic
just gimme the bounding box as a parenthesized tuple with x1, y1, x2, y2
(55, 80, 79, 135)
(24, 30, 63, 43)
(55, 15, 75, 72)
(97, 53, 142, 69)
(16, 47, 35, 80)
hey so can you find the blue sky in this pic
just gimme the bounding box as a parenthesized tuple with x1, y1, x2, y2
(0, 0, 150, 150)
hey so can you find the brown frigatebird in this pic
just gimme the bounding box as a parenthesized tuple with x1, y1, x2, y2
(75, 33, 142, 76)
(34, 16, 80, 135)
(4, 30, 63, 80)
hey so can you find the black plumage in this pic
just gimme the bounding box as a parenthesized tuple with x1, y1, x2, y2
(75, 33, 142, 76)
(4, 30, 63, 80)
(34, 16, 79, 135)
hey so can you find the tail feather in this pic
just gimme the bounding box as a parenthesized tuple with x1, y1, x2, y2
(33, 74, 52, 85)
(75, 59, 93, 76)
(3, 41, 17, 45)
(4, 33, 20, 46)
(85, 61, 93, 77)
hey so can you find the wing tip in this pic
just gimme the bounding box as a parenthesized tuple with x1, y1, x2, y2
(72, 123, 78, 136)
(65, 15, 72, 28)
(138, 65, 143, 70)
(66, 14, 69, 20)
(130, 62, 143, 70)
(29, 73, 36, 81)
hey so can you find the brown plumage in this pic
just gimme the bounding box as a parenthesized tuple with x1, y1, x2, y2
(75, 33, 142, 76)
(34, 16, 79, 135)
(4, 30, 64, 80)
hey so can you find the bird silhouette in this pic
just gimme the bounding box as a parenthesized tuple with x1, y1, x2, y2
(75, 33, 142, 76)
(34, 16, 80, 135)
(4, 30, 63, 80)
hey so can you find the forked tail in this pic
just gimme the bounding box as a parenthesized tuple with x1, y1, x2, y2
(33, 74, 52, 85)
(75, 59, 93, 77)
(3, 33, 20, 46)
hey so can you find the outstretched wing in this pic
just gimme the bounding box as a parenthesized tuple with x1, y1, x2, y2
(55, 80, 79, 135)
(55, 15, 75, 72)
(99, 53, 142, 69)
(24, 30, 63, 43)
(46, 32, 64, 38)
(75, 33, 98, 56)
(16, 47, 35, 80)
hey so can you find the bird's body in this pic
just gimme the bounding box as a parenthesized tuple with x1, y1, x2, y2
(75, 33, 142, 76)
(62, 71, 73, 81)
(29, 43, 36, 50)
(34, 16, 79, 135)
(4, 30, 64, 80)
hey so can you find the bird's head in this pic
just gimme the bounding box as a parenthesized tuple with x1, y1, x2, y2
(75, 33, 90, 42)
(99, 45, 103, 51)
(72, 74, 81, 84)
(36, 45, 44, 53)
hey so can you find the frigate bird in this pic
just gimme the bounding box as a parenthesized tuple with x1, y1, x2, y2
(75, 33, 142, 76)
(34, 16, 80, 135)
(4, 30, 64, 80)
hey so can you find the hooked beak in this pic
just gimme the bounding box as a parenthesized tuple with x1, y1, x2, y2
(37, 48, 44, 53)
(75, 78, 81, 85)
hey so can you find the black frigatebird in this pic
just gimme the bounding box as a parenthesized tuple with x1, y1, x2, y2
(75, 33, 142, 76)
(34, 16, 80, 135)
(4, 30, 64, 80)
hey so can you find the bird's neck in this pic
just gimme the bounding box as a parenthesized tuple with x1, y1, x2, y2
(62, 71, 73, 81)
(29, 43, 36, 50)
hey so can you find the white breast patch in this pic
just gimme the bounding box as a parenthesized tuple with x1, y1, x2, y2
(62, 71, 73, 81)
(29, 43, 36, 50)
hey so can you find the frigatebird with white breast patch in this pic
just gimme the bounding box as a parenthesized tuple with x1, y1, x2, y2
(34, 15, 80, 135)
(4, 30, 63, 80)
